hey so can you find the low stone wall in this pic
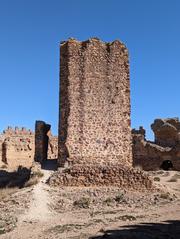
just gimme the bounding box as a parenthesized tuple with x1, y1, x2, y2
(48, 164, 153, 191)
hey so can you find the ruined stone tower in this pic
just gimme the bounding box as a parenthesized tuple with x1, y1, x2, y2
(58, 38, 132, 167)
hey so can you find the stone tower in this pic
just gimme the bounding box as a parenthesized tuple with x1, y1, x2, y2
(58, 38, 132, 167)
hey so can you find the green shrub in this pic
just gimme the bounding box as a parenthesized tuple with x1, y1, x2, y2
(103, 197, 114, 206)
(73, 197, 90, 209)
(154, 177, 160, 182)
(114, 193, 124, 203)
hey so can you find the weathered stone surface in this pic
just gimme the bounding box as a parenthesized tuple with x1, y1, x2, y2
(58, 38, 132, 167)
(0, 127, 35, 169)
(48, 136, 58, 159)
(0, 126, 58, 169)
(151, 118, 180, 147)
(34, 121, 51, 163)
(48, 163, 153, 190)
(133, 119, 180, 171)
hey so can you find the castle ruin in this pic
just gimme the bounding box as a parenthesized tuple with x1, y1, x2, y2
(0, 125, 58, 169)
(49, 38, 153, 189)
(132, 118, 180, 171)
(58, 38, 132, 167)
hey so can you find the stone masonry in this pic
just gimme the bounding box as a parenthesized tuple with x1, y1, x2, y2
(58, 38, 132, 167)
(0, 126, 58, 169)
(34, 121, 52, 163)
(0, 127, 34, 169)
(132, 118, 180, 171)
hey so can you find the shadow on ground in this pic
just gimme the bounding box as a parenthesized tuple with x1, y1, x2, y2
(41, 159, 58, 171)
(0, 166, 31, 188)
(90, 220, 180, 239)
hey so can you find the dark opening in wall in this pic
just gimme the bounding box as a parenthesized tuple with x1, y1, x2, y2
(160, 160, 173, 171)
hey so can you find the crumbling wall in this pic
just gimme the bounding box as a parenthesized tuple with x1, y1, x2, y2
(2, 137, 34, 168)
(49, 164, 153, 191)
(48, 136, 58, 159)
(58, 38, 132, 167)
(0, 126, 58, 169)
(0, 127, 34, 169)
(151, 118, 180, 147)
(132, 119, 180, 171)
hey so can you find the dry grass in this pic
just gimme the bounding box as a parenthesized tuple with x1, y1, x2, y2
(24, 176, 39, 187)
(114, 192, 124, 203)
(33, 170, 44, 178)
(73, 197, 91, 209)
(23, 169, 44, 188)
(0, 187, 18, 200)
(159, 192, 172, 200)
(168, 173, 180, 183)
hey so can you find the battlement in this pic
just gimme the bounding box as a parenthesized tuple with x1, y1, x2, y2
(2, 126, 33, 136)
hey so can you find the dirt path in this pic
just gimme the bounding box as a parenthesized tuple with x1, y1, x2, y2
(20, 169, 54, 223)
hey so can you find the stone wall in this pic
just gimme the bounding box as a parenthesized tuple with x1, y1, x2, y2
(0, 127, 34, 169)
(0, 126, 58, 169)
(34, 121, 51, 163)
(48, 164, 153, 191)
(132, 118, 180, 171)
(58, 38, 132, 167)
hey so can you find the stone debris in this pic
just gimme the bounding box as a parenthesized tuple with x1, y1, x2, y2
(48, 163, 153, 190)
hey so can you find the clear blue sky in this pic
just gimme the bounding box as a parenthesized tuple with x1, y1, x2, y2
(0, 0, 180, 139)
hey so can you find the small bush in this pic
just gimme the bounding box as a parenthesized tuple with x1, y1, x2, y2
(24, 177, 39, 187)
(73, 197, 90, 209)
(168, 177, 177, 182)
(0, 226, 5, 235)
(103, 197, 114, 206)
(0, 188, 18, 200)
(159, 192, 172, 200)
(118, 215, 136, 221)
(174, 173, 180, 178)
(154, 177, 160, 182)
(32, 171, 44, 178)
(114, 193, 124, 203)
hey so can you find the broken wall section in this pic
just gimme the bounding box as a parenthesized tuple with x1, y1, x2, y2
(0, 127, 34, 169)
(0, 125, 58, 169)
(132, 118, 180, 171)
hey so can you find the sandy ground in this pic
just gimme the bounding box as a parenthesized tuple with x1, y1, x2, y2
(0, 170, 180, 239)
